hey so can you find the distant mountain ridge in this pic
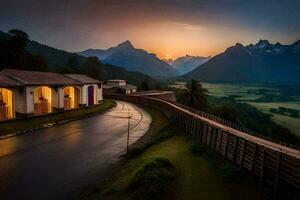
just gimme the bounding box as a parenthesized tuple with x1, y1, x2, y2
(79, 41, 178, 77)
(170, 55, 210, 75)
(184, 39, 300, 84)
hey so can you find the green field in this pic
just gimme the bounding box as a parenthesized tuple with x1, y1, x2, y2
(201, 82, 300, 138)
(170, 82, 300, 138)
(200, 82, 275, 99)
(248, 102, 300, 138)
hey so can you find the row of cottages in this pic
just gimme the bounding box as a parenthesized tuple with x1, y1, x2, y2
(0, 69, 103, 121)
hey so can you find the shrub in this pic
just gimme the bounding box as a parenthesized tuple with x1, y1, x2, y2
(188, 141, 207, 154)
(153, 124, 176, 143)
(216, 162, 245, 182)
(127, 145, 145, 158)
(128, 158, 176, 200)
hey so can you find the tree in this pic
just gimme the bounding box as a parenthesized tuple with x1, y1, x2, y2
(177, 80, 208, 109)
(0, 29, 48, 71)
(213, 105, 237, 122)
(80, 57, 106, 81)
(140, 80, 150, 91)
(8, 29, 29, 49)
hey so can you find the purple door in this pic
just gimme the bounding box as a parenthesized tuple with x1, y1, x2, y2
(88, 86, 94, 106)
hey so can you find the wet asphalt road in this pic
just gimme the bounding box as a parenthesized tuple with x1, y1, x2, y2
(0, 101, 151, 200)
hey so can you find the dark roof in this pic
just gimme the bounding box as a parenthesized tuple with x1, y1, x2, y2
(132, 90, 174, 95)
(0, 72, 23, 87)
(103, 84, 136, 90)
(1, 69, 81, 86)
(66, 74, 101, 84)
(119, 84, 137, 90)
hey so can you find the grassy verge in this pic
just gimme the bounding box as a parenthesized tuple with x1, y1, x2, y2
(0, 99, 116, 135)
(82, 107, 266, 200)
(127, 107, 172, 158)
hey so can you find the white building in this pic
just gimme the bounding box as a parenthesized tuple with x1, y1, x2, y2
(0, 69, 103, 121)
(103, 79, 137, 94)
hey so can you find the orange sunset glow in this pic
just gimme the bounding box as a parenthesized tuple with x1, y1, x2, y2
(1, 0, 299, 59)
(87, 20, 294, 59)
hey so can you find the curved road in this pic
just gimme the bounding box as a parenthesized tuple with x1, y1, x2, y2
(0, 101, 151, 200)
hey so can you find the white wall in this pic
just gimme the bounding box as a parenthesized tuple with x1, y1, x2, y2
(97, 84, 103, 103)
(81, 85, 88, 106)
(54, 87, 64, 109)
(81, 84, 103, 106)
(25, 86, 35, 114)
(13, 87, 26, 114)
(12, 83, 103, 115)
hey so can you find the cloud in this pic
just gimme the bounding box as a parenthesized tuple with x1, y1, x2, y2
(172, 22, 206, 31)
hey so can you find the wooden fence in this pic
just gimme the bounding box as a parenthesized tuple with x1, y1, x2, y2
(107, 94, 300, 195)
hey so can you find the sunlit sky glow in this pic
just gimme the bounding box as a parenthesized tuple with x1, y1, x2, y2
(1, 0, 299, 59)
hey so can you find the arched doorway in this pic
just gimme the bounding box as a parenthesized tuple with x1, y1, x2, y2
(34, 86, 52, 115)
(0, 88, 14, 120)
(87, 86, 95, 106)
(64, 86, 80, 110)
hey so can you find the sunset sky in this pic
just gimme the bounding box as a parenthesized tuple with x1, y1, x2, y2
(1, 0, 300, 59)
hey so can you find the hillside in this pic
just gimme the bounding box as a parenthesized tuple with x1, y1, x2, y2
(184, 40, 300, 84)
(0, 30, 155, 86)
(79, 41, 178, 78)
(170, 55, 210, 75)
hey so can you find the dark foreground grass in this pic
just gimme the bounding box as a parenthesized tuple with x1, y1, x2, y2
(128, 158, 176, 200)
(82, 107, 266, 200)
(0, 99, 116, 135)
(187, 141, 248, 183)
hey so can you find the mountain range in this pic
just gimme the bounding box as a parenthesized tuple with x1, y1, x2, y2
(184, 39, 300, 84)
(79, 41, 178, 78)
(169, 55, 210, 75)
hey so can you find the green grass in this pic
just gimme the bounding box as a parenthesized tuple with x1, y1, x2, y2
(201, 82, 273, 100)
(0, 99, 116, 135)
(82, 106, 265, 200)
(127, 107, 171, 158)
(83, 135, 265, 200)
(248, 102, 300, 138)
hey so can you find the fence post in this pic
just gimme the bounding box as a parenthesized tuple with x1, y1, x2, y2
(214, 128, 219, 150)
(218, 131, 224, 153)
(233, 136, 238, 163)
(260, 149, 266, 184)
(274, 152, 282, 195)
(208, 127, 214, 148)
(199, 122, 204, 141)
(205, 125, 210, 145)
(250, 144, 257, 174)
(223, 132, 229, 158)
(192, 118, 196, 137)
(196, 120, 201, 140)
(241, 139, 246, 166)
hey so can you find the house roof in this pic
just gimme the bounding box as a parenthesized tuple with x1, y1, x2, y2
(107, 79, 126, 82)
(103, 84, 136, 90)
(1, 69, 81, 86)
(132, 90, 173, 95)
(119, 84, 137, 90)
(66, 74, 101, 84)
(0, 72, 23, 87)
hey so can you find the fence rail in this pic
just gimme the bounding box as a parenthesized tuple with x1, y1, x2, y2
(107, 94, 300, 195)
